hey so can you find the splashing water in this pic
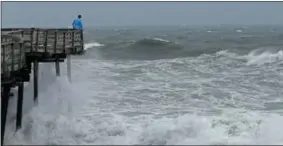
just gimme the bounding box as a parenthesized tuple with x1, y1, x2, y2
(4, 49, 283, 144)
(246, 50, 283, 65)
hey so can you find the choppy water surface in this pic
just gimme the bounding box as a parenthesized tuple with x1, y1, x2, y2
(4, 25, 283, 145)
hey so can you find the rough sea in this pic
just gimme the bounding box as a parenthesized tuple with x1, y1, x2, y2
(4, 25, 283, 145)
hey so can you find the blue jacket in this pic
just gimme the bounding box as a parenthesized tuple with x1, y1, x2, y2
(72, 18, 83, 29)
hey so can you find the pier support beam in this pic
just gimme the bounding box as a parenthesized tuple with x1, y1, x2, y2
(16, 82, 24, 130)
(55, 58, 60, 76)
(1, 85, 11, 145)
(67, 55, 71, 82)
(33, 60, 39, 103)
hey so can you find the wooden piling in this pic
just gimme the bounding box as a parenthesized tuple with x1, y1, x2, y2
(55, 58, 60, 76)
(16, 82, 24, 130)
(1, 85, 11, 145)
(33, 60, 39, 103)
(67, 55, 71, 82)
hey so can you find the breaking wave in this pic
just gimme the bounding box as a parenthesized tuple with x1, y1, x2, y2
(84, 42, 104, 51)
(246, 47, 283, 65)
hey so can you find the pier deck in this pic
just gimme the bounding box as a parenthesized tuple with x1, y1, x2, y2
(1, 28, 85, 145)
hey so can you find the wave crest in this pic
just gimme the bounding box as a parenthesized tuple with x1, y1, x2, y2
(246, 47, 283, 65)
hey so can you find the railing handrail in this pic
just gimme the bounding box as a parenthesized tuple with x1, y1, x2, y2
(1, 30, 24, 35)
(1, 28, 82, 32)
(1, 34, 23, 43)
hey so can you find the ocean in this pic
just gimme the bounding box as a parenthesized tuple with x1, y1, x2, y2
(4, 25, 283, 145)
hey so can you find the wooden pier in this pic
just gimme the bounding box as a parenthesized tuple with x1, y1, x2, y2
(1, 28, 84, 145)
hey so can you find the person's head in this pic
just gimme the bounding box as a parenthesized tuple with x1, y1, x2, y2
(78, 15, 82, 19)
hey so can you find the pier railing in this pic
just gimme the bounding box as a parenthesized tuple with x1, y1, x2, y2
(2, 28, 84, 56)
(1, 31, 26, 82)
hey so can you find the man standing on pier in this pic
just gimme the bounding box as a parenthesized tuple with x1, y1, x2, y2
(71, 14, 84, 53)
(72, 15, 83, 30)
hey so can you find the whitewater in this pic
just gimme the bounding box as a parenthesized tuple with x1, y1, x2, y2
(3, 26, 283, 145)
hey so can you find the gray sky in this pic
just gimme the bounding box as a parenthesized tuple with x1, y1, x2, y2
(1, 1, 283, 28)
